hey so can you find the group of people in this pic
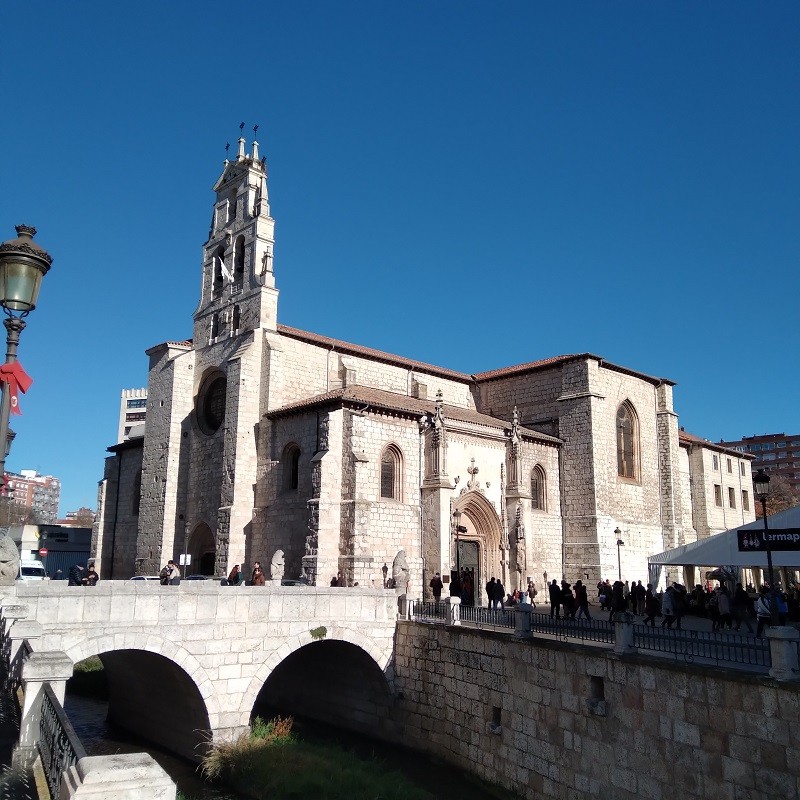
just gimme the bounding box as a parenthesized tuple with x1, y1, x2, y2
(67, 562, 99, 586)
(227, 562, 266, 586)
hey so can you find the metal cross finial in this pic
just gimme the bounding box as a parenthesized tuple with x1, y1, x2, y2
(239, 122, 245, 134)
(225, 142, 230, 156)
(253, 124, 259, 138)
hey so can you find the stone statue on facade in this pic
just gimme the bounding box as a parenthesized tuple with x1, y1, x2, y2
(512, 504, 526, 591)
(0, 534, 19, 585)
(270, 549, 285, 581)
(392, 550, 410, 596)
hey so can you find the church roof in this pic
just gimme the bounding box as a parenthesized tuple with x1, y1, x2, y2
(266, 385, 562, 444)
(474, 354, 675, 386)
(276, 325, 472, 382)
(678, 429, 755, 459)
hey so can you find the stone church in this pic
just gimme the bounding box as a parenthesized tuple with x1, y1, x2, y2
(93, 136, 755, 596)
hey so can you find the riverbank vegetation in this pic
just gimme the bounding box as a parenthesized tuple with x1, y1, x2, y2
(202, 716, 432, 800)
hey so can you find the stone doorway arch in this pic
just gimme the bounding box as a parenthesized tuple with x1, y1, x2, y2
(452, 491, 504, 606)
(188, 523, 215, 576)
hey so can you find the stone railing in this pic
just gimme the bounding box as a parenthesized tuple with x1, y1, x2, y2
(1, 602, 178, 799)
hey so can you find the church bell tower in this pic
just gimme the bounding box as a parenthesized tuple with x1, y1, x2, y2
(195, 130, 278, 347)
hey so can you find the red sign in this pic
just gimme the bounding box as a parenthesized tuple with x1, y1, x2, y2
(38, 548, 48, 557)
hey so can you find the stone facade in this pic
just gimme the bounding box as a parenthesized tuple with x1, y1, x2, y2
(392, 621, 800, 800)
(94, 139, 755, 594)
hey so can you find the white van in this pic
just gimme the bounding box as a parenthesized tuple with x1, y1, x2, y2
(18, 560, 47, 581)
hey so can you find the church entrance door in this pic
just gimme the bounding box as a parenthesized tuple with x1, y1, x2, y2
(457, 540, 480, 607)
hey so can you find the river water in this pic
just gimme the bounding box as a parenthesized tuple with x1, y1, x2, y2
(64, 693, 512, 800)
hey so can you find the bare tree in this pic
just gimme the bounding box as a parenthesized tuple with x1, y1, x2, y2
(755, 474, 800, 518)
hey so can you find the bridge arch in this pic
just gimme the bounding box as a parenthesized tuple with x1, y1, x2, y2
(238, 625, 393, 720)
(65, 633, 219, 759)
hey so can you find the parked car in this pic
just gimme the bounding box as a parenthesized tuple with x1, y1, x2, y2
(129, 575, 161, 582)
(281, 578, 310, 586)
(18, 560, 46, 581)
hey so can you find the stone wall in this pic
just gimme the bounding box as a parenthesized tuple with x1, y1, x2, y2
(392, 621, 800, 800)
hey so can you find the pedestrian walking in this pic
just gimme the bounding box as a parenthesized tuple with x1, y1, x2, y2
(642, 584, 659, 626)
(755, 587, 771, 638)
(548, 579, 562, 619)
(732, 582, 753, 633)
(430, 572, 443, 603)
(575, 580, 591, 620)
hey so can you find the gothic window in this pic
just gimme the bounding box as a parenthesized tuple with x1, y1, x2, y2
(380, 444, 403, 501)
(616, 401, 639, 480)
(210, 312, 220, 340)
(132, 469, 142, 516)
(213, 246, 225, 291)
(196, 372, 227, 435)
(531, 465, 546, 511)
(282, 444, 301, 491)
(228, 192, 237, 222)
(232, 305, 241, 334)
(234, 235, 245, 278)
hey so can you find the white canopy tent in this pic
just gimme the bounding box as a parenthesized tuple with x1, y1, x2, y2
(648, 505, 800, 587)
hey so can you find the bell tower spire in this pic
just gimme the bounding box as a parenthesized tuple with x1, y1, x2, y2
(196, 126, 278, 348)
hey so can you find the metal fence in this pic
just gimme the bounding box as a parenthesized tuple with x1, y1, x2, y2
(459, 605, 516, 631)
(529, 612, 616, 644)
(632, 625, 771, 669)
(412, 600, 448, 623)
(38, 683, 87, 800)
(410, 602, 776, 670)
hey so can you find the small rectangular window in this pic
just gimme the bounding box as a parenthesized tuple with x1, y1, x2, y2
(714, 485, 722, 507)
(740, 463, 746, 476)
(742, 490, 750, 511)
(727, 458, 732, 473)
(712, 455, 719, 470)
(728, 487, 736, 509)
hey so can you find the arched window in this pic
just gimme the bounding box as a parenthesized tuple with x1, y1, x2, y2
(282, 444, 301, 491)
(234, 235, 245, 278)
(531, 465, 546, 511)
(231, 305, 241, 334)
(616, 401, 639, 480)
(210, 312, 220, 340)
(196, 372, 227, 435)
(132, 469, 142, 516)
(213, 246, 225, 290)
(380, 444, 403, 501)
(228, 192, 237, 222)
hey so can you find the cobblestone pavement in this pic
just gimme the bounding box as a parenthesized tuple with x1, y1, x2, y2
(0, 678, 38, 800)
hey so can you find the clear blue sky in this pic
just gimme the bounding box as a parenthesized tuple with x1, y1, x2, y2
(1, 2, 798, 515)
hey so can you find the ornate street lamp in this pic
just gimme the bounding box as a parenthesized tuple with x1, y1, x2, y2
(0, 225, 52, 488)
(753, 469, 779, 625)
(614, 528, 624, 581)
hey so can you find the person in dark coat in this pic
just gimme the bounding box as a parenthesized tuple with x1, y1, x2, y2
(548, 579, 562, 619)
(561, 581, 576, 619)
(609, 581, 626, 621)
(575, 580, 591, 620)
(642, 584, 659, 626)
(68, 564, 85, 586)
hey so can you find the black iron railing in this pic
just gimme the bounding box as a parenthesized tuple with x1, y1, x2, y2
(632, 624, 771, 668)
(459, 605, 516, 631)
(530, 612, 616, 644)
(38, 683, 87, 800)
(412, 600, 448, 622)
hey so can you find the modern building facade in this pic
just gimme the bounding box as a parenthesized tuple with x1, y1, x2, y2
(3, 470, 61, 524)
(718, 433, 800, 495)
(93, 137, 755, 593)
(118, 388, 148, 442)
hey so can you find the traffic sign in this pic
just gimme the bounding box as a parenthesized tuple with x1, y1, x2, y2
(38, 548, 48, 557)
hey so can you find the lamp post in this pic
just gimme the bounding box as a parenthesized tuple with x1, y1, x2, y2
(753, 469, 779, 625)
(614, 528, 624, 581)
(0, 225, 52, 489)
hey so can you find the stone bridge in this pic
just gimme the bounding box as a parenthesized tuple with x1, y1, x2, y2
(1, 582, 398, 759)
